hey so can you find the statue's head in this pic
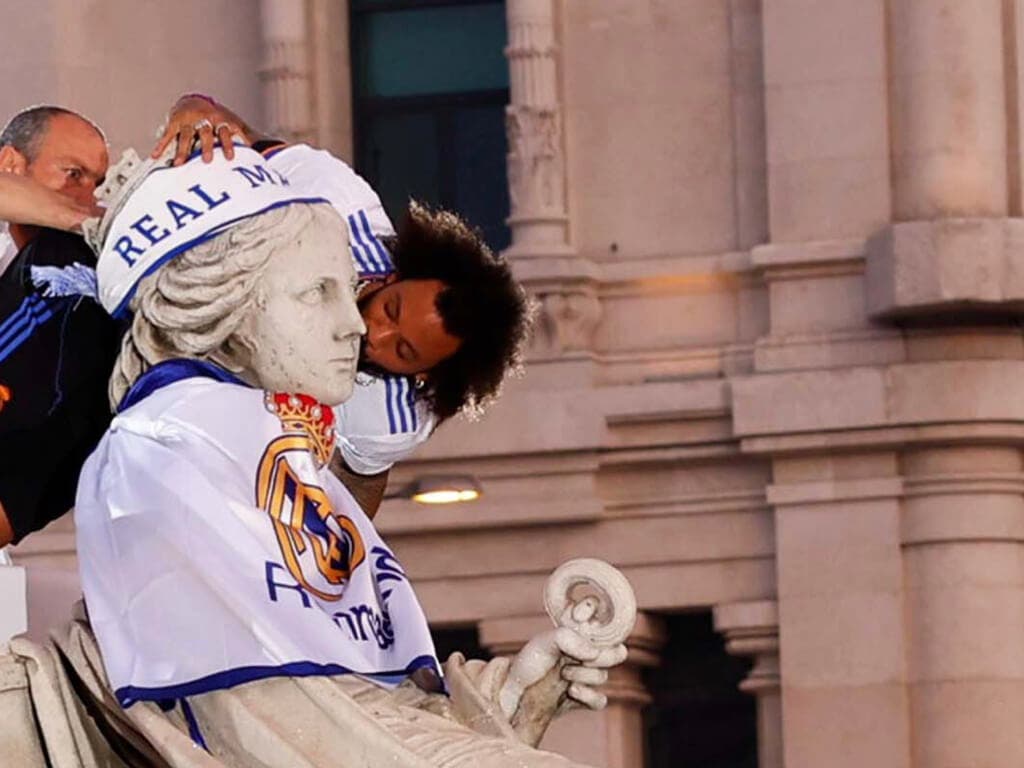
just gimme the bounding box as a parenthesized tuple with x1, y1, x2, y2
(89, 147, 364, 407)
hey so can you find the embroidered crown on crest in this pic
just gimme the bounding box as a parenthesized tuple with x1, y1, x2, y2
(265, 392, 336, 467)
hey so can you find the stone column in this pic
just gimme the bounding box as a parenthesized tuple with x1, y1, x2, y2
(259, 0, 315, 145)
(504, 0, 599, 375)
(765, 454, 912, 768)
(888, 0, 1007, 220)
(901, 446, 1024, 768)
(713, 600, 783, 768)
(504, 0, 570, 258)
(479, 612, 665, 768)
(866, 2, 1024, 318)
(308, 0, 354, 161)
(760, 0, 890, 242)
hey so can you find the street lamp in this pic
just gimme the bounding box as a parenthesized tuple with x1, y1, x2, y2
(383, 475, 483, 505)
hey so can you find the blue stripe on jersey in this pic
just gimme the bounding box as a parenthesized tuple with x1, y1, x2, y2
(394, 377, 409, 433)
(0, 294, 39, 342)
(401, 380, 413, 434)
(0, 295, 57, 363)
(383, 376, 398, 434)
(346, 214, 374, 274)
(357, 210, 393, 272)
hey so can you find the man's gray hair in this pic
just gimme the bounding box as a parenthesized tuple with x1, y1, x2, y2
(0, 105, 106, 162)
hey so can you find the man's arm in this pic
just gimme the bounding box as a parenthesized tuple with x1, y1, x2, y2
(328, 451, 389, 519)
(0, 173, 98, 230)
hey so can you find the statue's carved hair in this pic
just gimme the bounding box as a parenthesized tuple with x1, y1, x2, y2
(109, 203, 331, 406)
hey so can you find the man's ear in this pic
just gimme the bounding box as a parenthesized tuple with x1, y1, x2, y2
(0, 146, 28, 175)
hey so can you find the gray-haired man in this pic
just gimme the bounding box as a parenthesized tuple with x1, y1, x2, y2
(0, 105, 114, 547)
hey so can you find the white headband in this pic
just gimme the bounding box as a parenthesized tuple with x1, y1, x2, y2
(92, 145, 326, 318)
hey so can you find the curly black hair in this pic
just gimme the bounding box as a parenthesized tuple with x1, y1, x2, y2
(387, 201, 530, 422)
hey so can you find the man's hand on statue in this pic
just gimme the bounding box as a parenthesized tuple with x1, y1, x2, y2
(151, 95, 250, 167)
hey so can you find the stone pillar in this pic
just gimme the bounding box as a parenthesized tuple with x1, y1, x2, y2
(479, 612, 666, 768)
(713, 600, 783, 768)
(308, 0, 354, 161)
(888, 0, 1008, 219)
(760, 0, 890, 242)
(866, 2, 1024, 318)
(901, 446, 1024, 768)
(259, 0, 314, 144)
(504, 0, 599, 377)
(766, 453, 912, 768)
(504, 0, 570, 258)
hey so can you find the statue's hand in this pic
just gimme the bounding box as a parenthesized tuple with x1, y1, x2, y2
(555, 632, 628, 711)
(495, 559, 637, 746)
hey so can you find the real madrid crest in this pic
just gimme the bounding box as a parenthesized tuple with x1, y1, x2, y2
(256, 391, 364, 602)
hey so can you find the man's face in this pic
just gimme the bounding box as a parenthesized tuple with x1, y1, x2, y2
(243, 215, 366, 405)
(24, 113, 108, 207)
(359, 277, 462, 376)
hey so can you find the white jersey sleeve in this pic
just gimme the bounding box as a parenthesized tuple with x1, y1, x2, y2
(334, 373, 436, 476)
(266, 144, 396, 278)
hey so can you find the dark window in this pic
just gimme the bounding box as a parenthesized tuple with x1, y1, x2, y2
(644, 612, 759, 768)
(351, 0, 511, 251)
(430, 623, 490, 663)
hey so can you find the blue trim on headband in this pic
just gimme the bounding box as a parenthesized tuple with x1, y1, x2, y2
(109, 195, 330, 319)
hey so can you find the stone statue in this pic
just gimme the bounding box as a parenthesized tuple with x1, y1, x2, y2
(3, 146, 637, 768)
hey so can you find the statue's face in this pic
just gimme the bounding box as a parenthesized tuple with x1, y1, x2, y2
(242, 212, 365, 405)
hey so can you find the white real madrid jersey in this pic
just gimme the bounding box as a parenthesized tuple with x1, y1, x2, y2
(265, 143, 395, 278)
(75, 360, 441, 707)
(266, 144, 436, 475)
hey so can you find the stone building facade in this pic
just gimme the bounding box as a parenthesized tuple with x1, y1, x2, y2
(3, 1, 1024, 766)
